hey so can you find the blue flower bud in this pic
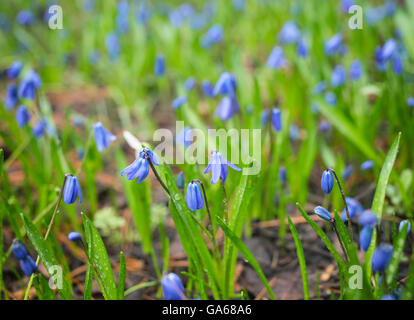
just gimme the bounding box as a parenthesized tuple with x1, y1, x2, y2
(358, 210, 378, 226)
(202, 80, 214, 97)
(16, 105, 31, 127)
(314, 206, 332, 222)
(372, 244, 393, 273)
(172, 96, 187, 110)
(20, 255, 37, 276)
(271, 108, 282, 132)
(200, 24, 223, 49)
(324, 34, 343, 56)
(186, 182, 204, 212)
(11, 240, 29, 260)
(321, 169, 334, 194)
(68, 232, 82, 242)
(213, 72, 237, 97)
(176, 126, 192, 148)
(18, 70, 42, 100)
(93, 122, 117, 152)
(17, 10, 35, 26)
(349, 60, 363, 80)
(360, 160, 374, 171)
(176, 171, 185, 189)
(318, 121, 330, 132)
(278, 21, 301, 44)
(341, 197, 364, 221)
(4, 84, 19, 110)
(63, 175, 82, 205)
(214, 96, 240, 120)
(399, 220, 411, 233)
(324, 91, 337, 106)
(154, 54, 165, 77)
(267, 46, 287, 70)
(392, 54, 402, 75)
(279, 166, 287, 183)
(297, 39, 308, 58)
(331, 65, 346, 87)
(7, 61, 23, 79)
(360, 225, 374, 252)
(313, 81, 326, 95)
(105, 33, 120, 60)
(184, 77, 196, 91)
(342, 165, 353, 181)
(161, 273, 185, 300)
(407, 97, 414, 107)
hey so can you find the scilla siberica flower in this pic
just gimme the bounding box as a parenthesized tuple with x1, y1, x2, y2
(16, 105, 31, 127)
(11, 240, 37, 276)
(19, 70, 42, 100)
(213, 72, 237, 97)
(200, 24, 223, 49)
(204, 151, 241, 184)
(297, 39, 308, 58)
(342, 165, 353, 181)
(278, 21, 301, 44)
(93, 122, 117, 152)
(186, 182, 204, 212)
(105, 32, 120, 60)
(176, 171, 185, 189)
(324, 34, 343, 56)
(161, 273, 185, 300)
(68, 231, 82, 242)
(5, 84, 19, 110)
(399, 220, 411, 233)
(324, 91, 337, 106)
(314, 206, 331, 222)
(175, 126, 192, 148)
(321, 169, 334, 194)
(184, 77, 196, 91)
(349, 60, 363, 80)
(360, 160, 374, 171)
(116, 1, 130, 34)
(154, 54, 165, 77)
(267, 46, 287, 70)
(406, 97, 414, 107)
(272, 108, 282, 132)
(214, 96, 240, 121)
(172, 96, 187, 110)
(11, 239, 29, 260)
(121, 148, 159, 184)
(63, 175, 82, 205)
(372, 244, 393, 273)
(360, 226, 374, 252)
(202, 80, 214, 97)
(7, 61, 23, 79)
(331, 65, 346, 87)
(17, 10, 35, 26)
(341, 197, 364, 222)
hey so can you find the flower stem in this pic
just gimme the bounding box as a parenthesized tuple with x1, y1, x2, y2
(24, 173, 72, 300)
(221, 181, 228, 220)
(331, 219, 349, 263)
(329, 168, 353, 242)
(145, 155, 171, 196)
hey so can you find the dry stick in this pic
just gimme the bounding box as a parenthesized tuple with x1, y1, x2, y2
(329, 168, 353, 242)
(24, 173, 72, 300)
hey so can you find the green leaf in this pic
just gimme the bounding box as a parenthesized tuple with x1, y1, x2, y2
(84, 262, 93, 300)
(82, 212, 117, 300)
(20, 213, 72, 299)
(402, 254, 414, 300)
(117, 251, 126, 300)
(386, 223, 409, 286)
(217, 217, 275, 300)
(288, 217, 309, 300)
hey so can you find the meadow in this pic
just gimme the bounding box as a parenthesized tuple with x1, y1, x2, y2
(0, 0, 413, 300)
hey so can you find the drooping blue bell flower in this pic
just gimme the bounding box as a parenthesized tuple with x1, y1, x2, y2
(267, 46, 287, 70)
(11, 240, 29, 260)
(278, 21, 301, 44)
(68, 232, 82, 242)
(16, 105, 31, 128)
(172, 96, 187, 110)
(5, 84, 19, 110)
(360, 160, 374, 171)
(204, 151, 242, 184)
(360, 225, 374, 252)
(121, 148, 159, 184)
(314, 206, 332, 222)
(407, 97, 414, 107)
(176, 171, 185, 189)
(213, 72, 237, 97)
(214, 96, 240, 120)
(184, 77, 196, 91)
(175, 126, 192, 148)
(17, 10, 35, 26)
(271, 108, 282, 132)
(297, 39, 308, 58)
(313, 81, 326, 95)
(154, 54, 165, 77)
(19, 70, 42, 100)
(186, 182, 204, 212)
(380, 38, 397, 62)
(392, 54, 403, 75)
(321, 169, 334, 194)
(372, 244, 393, 273)
(359, 210, 378, 226)
(331, 65, 346, 87)
(349, 60, 363, 80)
(202, 80, 214, 97)
(63, 175, 82, 205)
(161, 273, 185, 300)
(324, 34, 343, 56)
(200, 24, 223, 49)
(341, 197, 364, 221)
(20, 256, 38, 276)
(324, 91, 337, 106)
(105, 32, 120, 60)
(399, 220, 411, 233)
(318, 120, 330, 132)
(93, 122, 117, 152)
(279, 166, 287, 183)
(342, 165, 353, 181)
(7, 61, 23, 79)
(116, 1, 130, 34)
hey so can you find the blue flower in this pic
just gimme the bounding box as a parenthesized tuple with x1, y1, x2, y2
(313, 81, 326, 95)
(93, 122, 117, 152)
(17, 10, 35, 26)
(349, 60, 362, 80)
(202, 80, 214, 97)
(279, 166, 287, 183)
(172, 96, 187, 109)
(331, 65, 346, 87)
(154, 54, 165, 77)
(297, 39, 308, 58)
(314, 206, 331, 222)
(272, 108, 282, 132)
(184, 77, 196, 91)
(321, 169, 334, 194)
(63, 175, 82, 205)
(278, 21, 301, 44)
(201, 24, 223, 49)
(214, 96, 240, 120)
(105, 33, 120, 60)
(7, 61, 23, 79)
(341, 197, 364, 221)
(341, 0, 355, 12)
(161, 273, 185, 300)
(399, 220, 411, 233)
(324, 91, 337, 106)
(289, 124, 299, 141)
(176, 126, 192, 148)
(186, 182, 204, 212)
(318, 121, 330, 132)
(261, 110, 270, 125)
(213, 72, 237, 97)
(11, 240, 29, 260)
(324, 34, 343, 56)
(392, 55, 403, 75)
(381, 294, 396, 300)
(267, 46, 287, 69)
(121, 148, 158, 184)
(204, 151, 242, 184)
(16, 105, 31, 128)
(68, 232, 82, 242)
(19, 70, 42, 100)
(177, 171, 185, 189)
(20, 256, 38, 276)
(4, 84, 19, 110)
(372, 244, 393, 273)
(342, 165, 353, 181)
(359, 210, 378, 226)
(135, 3, 151, 25)
(360, 226, 374, 252)
(360, 160, 374, 171)
(33, 118, 50, 138)
(116, 1, 130, 34)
